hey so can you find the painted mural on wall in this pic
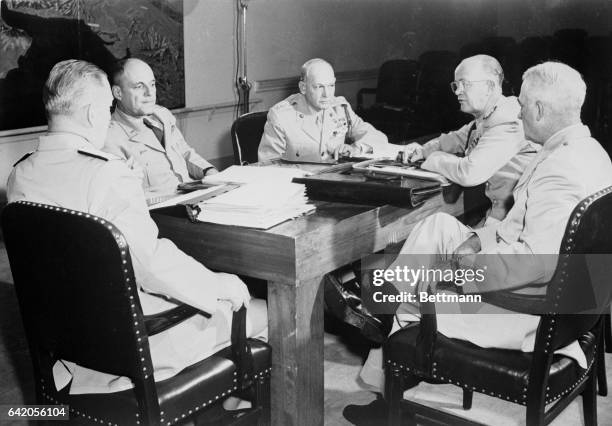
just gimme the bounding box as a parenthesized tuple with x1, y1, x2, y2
(0, 0, 184, 132)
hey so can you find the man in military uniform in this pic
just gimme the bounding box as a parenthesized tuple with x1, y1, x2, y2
(258, 58, 397, 162)
(104, 58, 217, 199)
(344, 61, 612, 422)
(7, 60, 266, 400)
(403, 55, 539, 224)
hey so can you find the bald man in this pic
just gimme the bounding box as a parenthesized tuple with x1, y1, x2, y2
(258, 58, 396, 162)
(404, 55, 538, 223)
(104, 58, 217, 199)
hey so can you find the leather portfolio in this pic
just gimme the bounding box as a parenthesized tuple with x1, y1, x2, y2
(292, 170, 442, 208)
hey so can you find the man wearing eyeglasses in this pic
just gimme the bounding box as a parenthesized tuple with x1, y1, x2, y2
(403, 54, 538, 224)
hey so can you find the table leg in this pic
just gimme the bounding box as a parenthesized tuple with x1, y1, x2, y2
(267, 276, 325, 426)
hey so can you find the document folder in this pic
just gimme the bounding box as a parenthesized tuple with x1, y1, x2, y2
(293, 170, 442, 208)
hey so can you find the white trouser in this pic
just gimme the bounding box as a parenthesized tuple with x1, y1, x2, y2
(359, 213, 582, 391)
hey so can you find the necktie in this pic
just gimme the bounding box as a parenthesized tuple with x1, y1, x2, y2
(465, 122, 479, 154)
(143, 116, 165, 147)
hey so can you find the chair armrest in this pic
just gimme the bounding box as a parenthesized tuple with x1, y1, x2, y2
(480, 291, 547, 315)
(416, 286, 439, 373)
(144, 304, 207, 336)
(231, 305, 254, 389)
(357, 87, 377, 110)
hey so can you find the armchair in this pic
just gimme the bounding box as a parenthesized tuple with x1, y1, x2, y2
(383, 186, 612, 425)
(230, 111, 269, 165)
(356, 59, 419, 143)
(1, 201, 271, 425)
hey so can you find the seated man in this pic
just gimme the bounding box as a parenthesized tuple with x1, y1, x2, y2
(258, 58, 397, 162)
(403, 54, 538, 224)
(7, 60, 267, 402)
(104, 58, 218, 198)
(327, 56, 539, 342)
(344, 61, 612, 420)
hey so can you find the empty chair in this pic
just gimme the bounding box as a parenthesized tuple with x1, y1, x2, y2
(1, 201, 272, 425)
(404, 50, 465, 138)
(231, 111, 269, 165)
(356, 59, 419, 142)
(517, 36, 552, 71)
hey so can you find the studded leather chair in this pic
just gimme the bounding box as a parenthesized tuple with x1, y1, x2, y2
(383, 186, 612, 426)
(230, 111, 269, 165)
(1, 201, 271, 425)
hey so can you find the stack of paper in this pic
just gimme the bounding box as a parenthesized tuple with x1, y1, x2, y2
(195, 181, 315, 229)
(202, 165, 310, 185)
(147, 185, 230, 210)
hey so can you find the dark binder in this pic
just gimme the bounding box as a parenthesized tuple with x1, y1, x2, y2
(292, 171, 442, 208)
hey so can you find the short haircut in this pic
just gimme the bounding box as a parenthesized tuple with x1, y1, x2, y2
(43, 59, 108, 118)
(300, 58, 333, 81)
(109, 58, 131, 86)
(522, 61, 586, 113)
(459, 55, 505, 88)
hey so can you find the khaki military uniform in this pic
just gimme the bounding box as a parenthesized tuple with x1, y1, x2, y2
(104, 107, 215, 197)
(421, 96, 539, 221)
(7, 132, 267, 394)
(258, 93, 395, 162)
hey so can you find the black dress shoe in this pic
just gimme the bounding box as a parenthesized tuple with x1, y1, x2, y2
(343, 398, 389, 425)
(324, 273, 392, 344)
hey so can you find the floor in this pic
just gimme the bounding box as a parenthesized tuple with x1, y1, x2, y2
(0, 241, 610, 425)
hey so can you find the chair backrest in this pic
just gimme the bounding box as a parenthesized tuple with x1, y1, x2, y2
(545, 186, 612, 349)
(375, 59, 419, 107)
(230, 111, 269, 165)
(1, 201, 154, 390)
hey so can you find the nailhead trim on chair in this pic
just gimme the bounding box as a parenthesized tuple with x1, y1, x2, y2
(16, 202, 273, 425)
(17, 202, 155, 425)
(161, 367, 272, 426)
(385, 187, 612, 411)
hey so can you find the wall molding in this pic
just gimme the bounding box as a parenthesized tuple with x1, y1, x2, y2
(255, 68, 378, 93)
(0, 99, 262, 145)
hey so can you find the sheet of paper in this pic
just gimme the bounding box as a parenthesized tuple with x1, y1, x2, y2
(147, 185, 225, 210)
(202, 165, 310, 185)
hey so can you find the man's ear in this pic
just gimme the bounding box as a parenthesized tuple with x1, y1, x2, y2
(298, 80, 306, 95)
(85, 103, 96, 127)
(111, 85, 122, 101)
(535, 100, 545, 121)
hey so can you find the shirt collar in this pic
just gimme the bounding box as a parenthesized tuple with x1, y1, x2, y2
(38, 131, 93, 151)
(475, 95, 502, 124)
(112, 107, 148, 132)
(541, 123, 590, 154)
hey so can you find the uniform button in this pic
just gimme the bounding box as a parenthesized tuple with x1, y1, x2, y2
(333, 131, 337, 136)
(299, 113, 304, 118)
(296, 152, 300, 157)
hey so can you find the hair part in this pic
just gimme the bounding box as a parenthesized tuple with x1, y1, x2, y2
(300, 58, 333, 81)
(522, 61, 586, 115)
(43, 59, 108, 118)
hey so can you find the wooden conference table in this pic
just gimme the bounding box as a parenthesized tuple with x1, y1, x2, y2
(151, 185, 465, 426)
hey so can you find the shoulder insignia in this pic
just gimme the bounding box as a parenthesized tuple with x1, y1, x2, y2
(12, 152, 33, 167)
(77, 149, 110, 161)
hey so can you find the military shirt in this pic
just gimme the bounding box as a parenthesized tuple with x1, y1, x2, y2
(7, 132, 261, 394)
(421, 96, 539, 221)
(104, 107, 215, 197)
(258, 93, 394, 162)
